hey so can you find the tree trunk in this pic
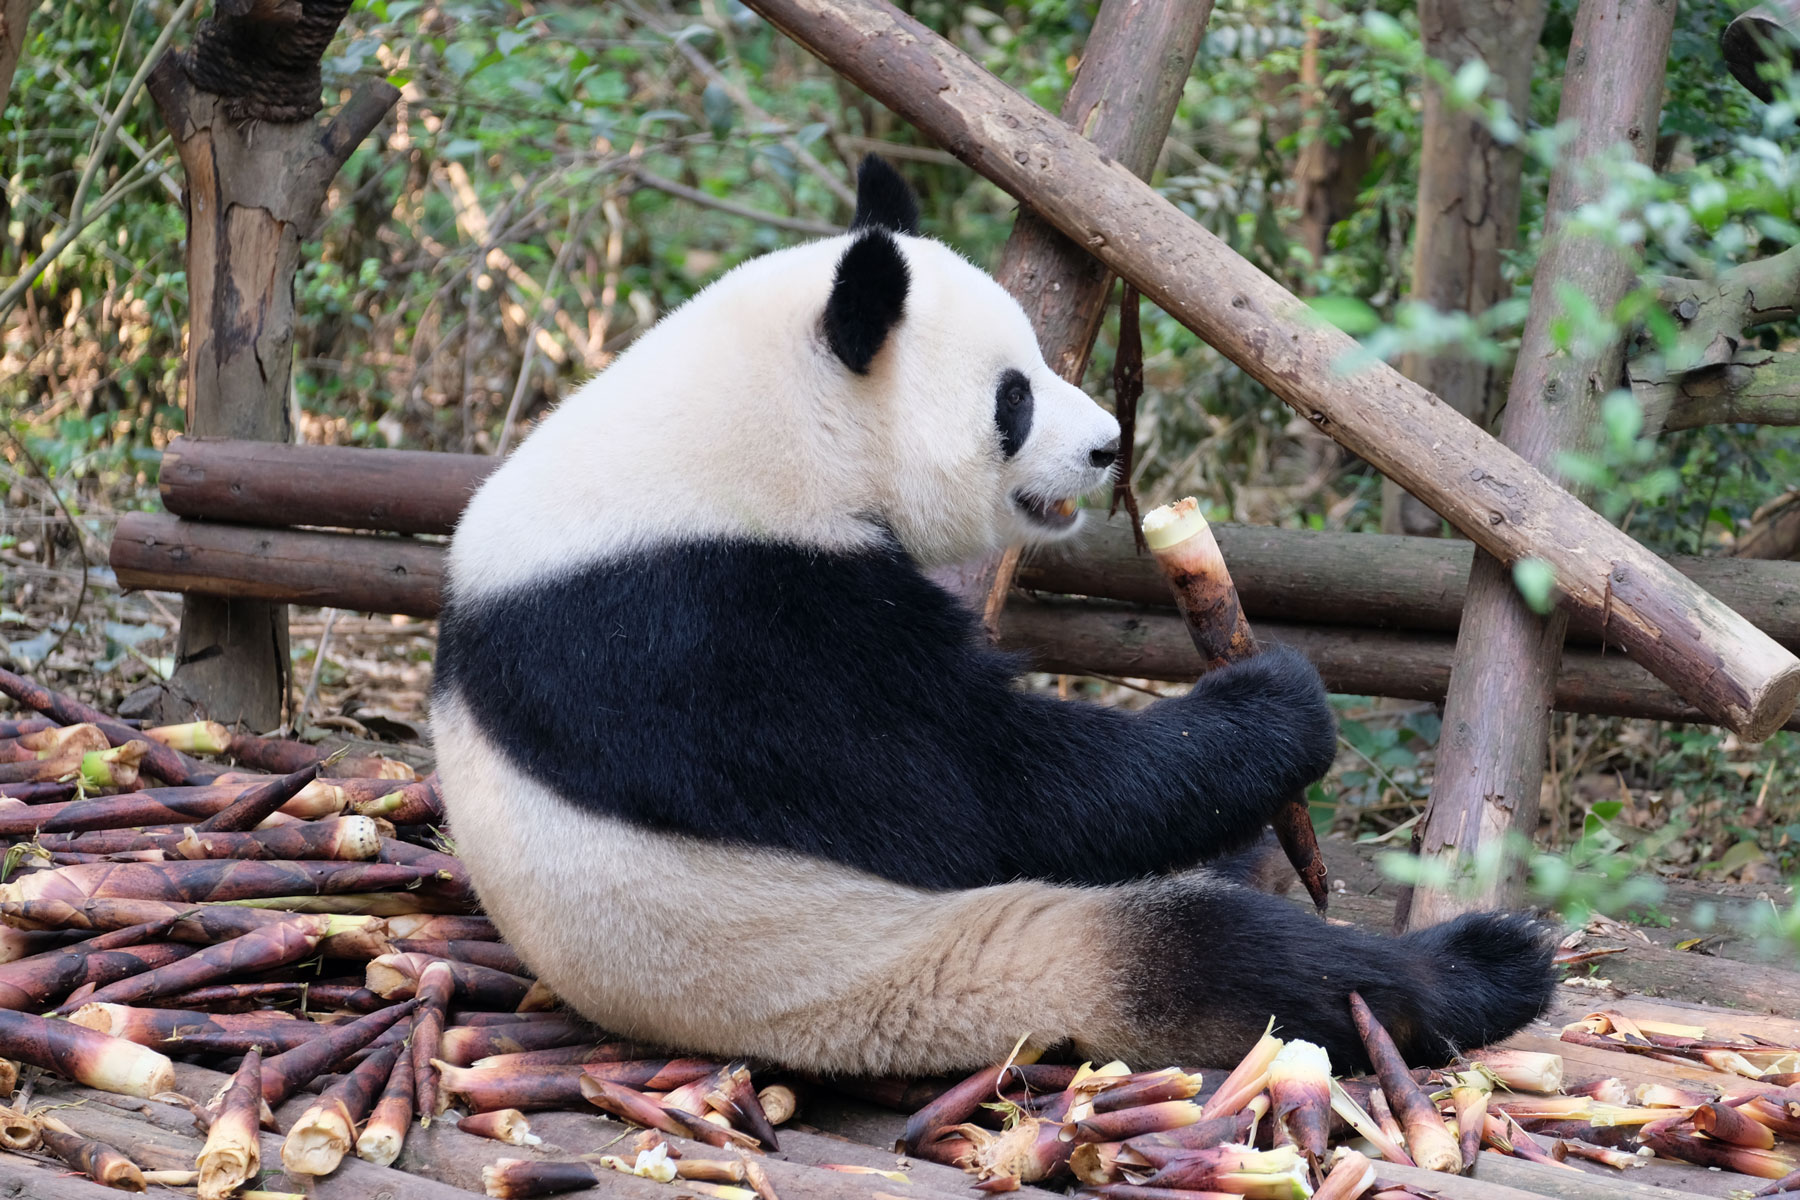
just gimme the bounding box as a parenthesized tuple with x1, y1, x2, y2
(923, 0, 1212, 630)
(1406, 0, 1678, 928)
(0, 0, 29, 114)
(1291, 18, 1376, 270)
(735, 0, 1800, 741)
(1382, 0, 1548, 535)
(135, 2, 397, 731)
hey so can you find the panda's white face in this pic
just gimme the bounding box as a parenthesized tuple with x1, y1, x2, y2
(447, 162, 1122, 598)
(865, 238, 1122, 566)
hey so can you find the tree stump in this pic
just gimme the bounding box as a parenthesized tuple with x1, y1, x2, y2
(129, 1, 397, 730)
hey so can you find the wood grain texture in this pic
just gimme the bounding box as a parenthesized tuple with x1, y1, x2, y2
(735, 0, 1800, 740)
(1412, 0, 1681, 927)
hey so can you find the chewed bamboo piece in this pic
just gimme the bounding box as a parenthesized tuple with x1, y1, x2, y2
(458, 1108, 542, 1146)
(1141, 498, 1329, 911)
(356, 1022, 417, 1167)
(37, 1112, 146, 1191)
(282, 1042, 404, 1175)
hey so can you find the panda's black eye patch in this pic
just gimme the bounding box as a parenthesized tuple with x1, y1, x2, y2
(994, 369, 1034, 459)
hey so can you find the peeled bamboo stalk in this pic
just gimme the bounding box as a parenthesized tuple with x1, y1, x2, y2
(281, 1041, 403, 1175)
(1556, 1139, 1647, 1169)
(0, 723, 107, 760)
(0, 1008, 173, 1096)
(60, 915, 351, 1011)
(197, 1047, 262, 1200)
(1448, 1072, 1491, 1171)
(1312, 1149, 1375, 1200)
(1468, 1050, 1563, 1094)
(1142, 499, 1329, 910)
(757, 1085, 797, 1127)
(0, 741, 144, 790)
(37, 1112, 145, 1191)
(458, 1108, 541, 1146)
(261, 997, 420, 1108)
(1349, 993, 1460, 1173)
(1, 858, 433, 904)
(356, 1021, 416, 1167)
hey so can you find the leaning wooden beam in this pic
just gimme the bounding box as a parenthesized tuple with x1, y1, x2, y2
(1410, 0, 1679, 927)
(1020, 518, 1800, 650)
(111, 513, 1800, 730)
(998, 600, 1800, 733)
(733, 0, 1800, 740)
(926, 0, 1211, 629)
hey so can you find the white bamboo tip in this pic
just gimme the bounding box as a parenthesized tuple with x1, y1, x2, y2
(1140, 497, 1210, 552)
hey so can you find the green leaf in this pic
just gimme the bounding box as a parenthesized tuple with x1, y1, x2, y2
(1307, 294, 1381, 335)
(1449, 58, 1490, 106)
(1361, 12, 1409, 50)
(1601, 390, 1643, 450)
(702, 81, 736, 139)
(497, 30, 530, 56)
(1512, 557, 1556, 614)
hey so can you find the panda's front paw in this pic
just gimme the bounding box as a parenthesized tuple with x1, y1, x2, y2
(1185, 645, 1338, 798)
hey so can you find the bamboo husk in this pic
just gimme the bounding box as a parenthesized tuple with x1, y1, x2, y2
(1074, 1100, 1210, 1143)
(1269, 1039, 1331, 1161)
(1696, 1099, 1778, 1148)
(438, 1016, 601, 1065)
(579, 1074, 759, 1149)
(367, 952, 553, 1011)
(37, 1112, 145, 1191)
(1754, 1167, 1800, 1196)
(1349, 993, 1460, 1172)
(350, 775, 445, 824)
(1743, 1095, 1800, 1139)
(437, 1057, 720, 1112)
(356, 1020, 416, 1167)
(0, 1008, 173, 1096)
(0, 1105, 36, 1151)
(0, 898, 390, 958)
(69, 1003, 326, 1053)
(0, 858, 431, 905)
(260, 997, 419, 1107)
(281, 1041, 403, 1175)
(197, 1048, 261, 1199)
(1203, 1021, 1283, 1119)
(62, 915, 351, 1011)
(1142, 499, 1328, 909)
(900, 1061, 1042, 1153)
(1555, 1139, 1647, 1169)
(1092, 1068, 1207, 1114)
(1123, 1112, 1256, 1159)
(1313, 1149, 1375, 1200)
(1328, 1078, 1413, 1166)
(458, 1108, 541, 1146)
(1469, 1050, 1564, 1094)
(483, 1158, 600, 1198)
(708, 1063, 782, 1150)
(1088, 1186, 1241, 1200)
(1132, 1143, 1311, 1200)
(1644, 1129, 1797, 1178)
(390, 938, 527, 975)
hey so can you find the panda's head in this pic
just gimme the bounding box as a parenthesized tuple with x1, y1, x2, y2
(822, 157, 1123, 564)
(449, 158, 1124, 595)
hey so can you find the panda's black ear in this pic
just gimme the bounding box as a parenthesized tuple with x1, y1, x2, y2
(824, 230, 909, 375)
(850, 156, 920, 235)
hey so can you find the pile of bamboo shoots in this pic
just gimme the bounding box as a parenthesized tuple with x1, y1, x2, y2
(890, 998, 1800, 1200)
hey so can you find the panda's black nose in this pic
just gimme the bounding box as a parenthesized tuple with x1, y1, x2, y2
(1089, 439, 1121, 470)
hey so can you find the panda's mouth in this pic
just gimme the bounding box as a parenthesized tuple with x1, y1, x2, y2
(1013, 491, 1080, 530)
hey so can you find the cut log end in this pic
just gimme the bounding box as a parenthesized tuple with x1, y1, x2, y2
(1736, 657, 1800, 743)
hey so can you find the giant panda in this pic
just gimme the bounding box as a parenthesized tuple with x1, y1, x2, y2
(432, 157, 1555, 1077)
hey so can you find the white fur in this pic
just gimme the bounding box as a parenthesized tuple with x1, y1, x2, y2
(449, 232, 1120, 600)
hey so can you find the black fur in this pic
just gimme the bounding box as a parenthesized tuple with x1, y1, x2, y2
(849, 155, 920, 235)
(994, 368, 1034, 458)
(436, 539, 1338, 890)
(1121, 885, 1557, 1069)
(824, 232, 909, 374)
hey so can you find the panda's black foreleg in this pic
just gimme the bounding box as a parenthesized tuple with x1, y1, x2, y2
(1102, 876, 1556, 1071)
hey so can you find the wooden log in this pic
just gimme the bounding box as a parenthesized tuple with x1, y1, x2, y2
(159, 437, 493, 537)
(143, 19, 398, 729)
(924, 0, 1211, 627)
(995, 599, 1800, 732)
(111, 513, 445, 618)
(1409, 0, 1679, 927)
(117, 506, 1800, 656)
(0, 0, 30, 116)
(1021, 517, 1800, 650)
(733, 0, 1800, 740)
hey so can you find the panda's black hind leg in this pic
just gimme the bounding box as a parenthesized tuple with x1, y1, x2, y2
(1107, 877, 1556, 1071)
